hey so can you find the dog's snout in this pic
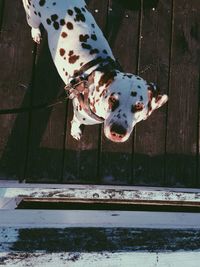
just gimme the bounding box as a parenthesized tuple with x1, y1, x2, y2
(110, 123, 127, 140)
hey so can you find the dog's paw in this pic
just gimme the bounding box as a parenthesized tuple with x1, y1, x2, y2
(71, 121, 82, 140)
(71, 128, 82, 140)
(31, 28, 41, 44)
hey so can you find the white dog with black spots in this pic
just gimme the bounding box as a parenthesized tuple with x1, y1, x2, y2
(22, 0, 168, 142)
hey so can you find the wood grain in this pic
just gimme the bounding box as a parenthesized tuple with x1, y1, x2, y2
(26, 35, 66, 182)
(0, 0, 33, 180)
(133, 0, 171, 186)
(0, 0, 199, 188)
(165, 0, 200, 187)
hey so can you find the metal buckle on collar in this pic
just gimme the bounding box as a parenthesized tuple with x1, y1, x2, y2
(64, 75, 89, 99)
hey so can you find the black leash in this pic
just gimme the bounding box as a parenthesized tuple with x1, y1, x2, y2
(0, 57, 122, 116)
(0, 93, 68, 115)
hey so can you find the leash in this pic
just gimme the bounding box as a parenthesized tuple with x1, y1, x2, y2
(0, 57, 121, 117)
(0, 92, 68, 115)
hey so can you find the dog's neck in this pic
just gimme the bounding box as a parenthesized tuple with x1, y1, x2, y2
(87, 70, 118, 118)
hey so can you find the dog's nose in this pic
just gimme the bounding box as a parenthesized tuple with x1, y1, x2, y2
(110, 123, 127, 141)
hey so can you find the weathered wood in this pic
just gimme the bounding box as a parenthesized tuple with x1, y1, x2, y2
(99, 0, 141, 184)
(133, 0, 172, 186)
(165, 0, 200, 187)
(0, 0, 33, 180)
(63, 0, 108, 184)
(0, 0, 5, 29)
(25, 35, 66, 182)
(0, 0, 199, 187)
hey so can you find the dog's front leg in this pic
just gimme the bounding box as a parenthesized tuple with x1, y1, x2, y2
(31, 27, 41, 44)
(71, 114, 82, 140)
(26, 14, 41, 44)
(22, 0, 41, 44)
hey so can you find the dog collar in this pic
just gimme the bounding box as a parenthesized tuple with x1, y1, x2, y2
(64, 57, 121, 123)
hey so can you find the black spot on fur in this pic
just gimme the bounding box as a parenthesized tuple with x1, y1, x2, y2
(39, 0, 46, 6)
(60, 19, 65, 26)
(53, 21, 59, 30)
(131, 91, 137, 97)
(90, 48, 99, 55)
(74, 7, 81, 13)
(46, 18, 51, 25)
(79, 34, 89, 42)
(68, 9, 74, 16)
(74, 7, 86, 22)
(81, 43, 92, 50)
(91, 34, 97, 41)
(51, 14, 58, 21)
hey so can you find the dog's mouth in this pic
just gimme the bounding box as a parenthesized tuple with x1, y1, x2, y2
(104, 123, 130, 143)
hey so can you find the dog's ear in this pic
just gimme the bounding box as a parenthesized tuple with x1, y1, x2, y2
(146, 83, 168, 118)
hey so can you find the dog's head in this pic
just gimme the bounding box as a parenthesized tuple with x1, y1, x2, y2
(103, 73, 168, 142)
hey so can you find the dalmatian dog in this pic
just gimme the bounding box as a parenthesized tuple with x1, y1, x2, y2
(22, 0, 168, 143)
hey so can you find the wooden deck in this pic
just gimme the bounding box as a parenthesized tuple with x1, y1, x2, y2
(0, 0, 199, 187)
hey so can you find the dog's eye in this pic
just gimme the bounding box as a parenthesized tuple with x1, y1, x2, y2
(131, 102, 144, 113)
(108, 96, 119, 112)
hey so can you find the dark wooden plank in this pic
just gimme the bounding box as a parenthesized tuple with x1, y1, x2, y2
(26, 35, 66, 183)
(99, 0, 141, 184)
(0, 0, 33, 180)
(133, 0, 171, 186)
(0, 0, 5, 29)
(63, 0, 108, 184)
(86, 0, 108, 30)
(106, 0, 141, 74)
(166, 0, 200, 187)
